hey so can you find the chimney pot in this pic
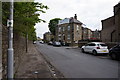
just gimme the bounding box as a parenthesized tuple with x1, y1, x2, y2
(74, 14, 77, 20)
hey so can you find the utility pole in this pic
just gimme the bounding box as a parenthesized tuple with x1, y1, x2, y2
(7, 0, 14, 79)
(26, 15, 29, 53)
(26, 31, 28, 53)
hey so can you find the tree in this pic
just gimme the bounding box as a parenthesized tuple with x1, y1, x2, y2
(48, 18, 61, 35)
(2, 2, 49, 41)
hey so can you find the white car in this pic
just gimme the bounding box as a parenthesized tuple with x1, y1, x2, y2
(33, 41, 37, 44)
(39, 41, 44, 44)
(81, 42, 109, 55)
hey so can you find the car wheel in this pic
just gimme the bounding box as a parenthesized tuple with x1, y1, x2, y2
(93, 50, 97, 56)
(110, 53, 117, 60)
(81, 48, 85, 53)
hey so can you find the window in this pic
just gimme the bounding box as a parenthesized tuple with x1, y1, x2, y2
(68, 26, 70, 31)
(67, 34, 70, 40)
(62, 27, 65, 31)
(63, 34, 65, 40)
(63, 36, 65, 40)
(76, 25, 79, 31)
(88, 43, 96, 46)
(97, 44, 107, 47)
(59, 27, 61, 32)
(58, 34, 61, 36)
(114, 44, 120, 48)
(118, 44, 120, 47)
(59, 37, 61, 40)
(100, 44, 107, 46)
(75, 40, 78, 43)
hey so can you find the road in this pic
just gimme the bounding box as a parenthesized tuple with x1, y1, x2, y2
(36, 42, 119, 78)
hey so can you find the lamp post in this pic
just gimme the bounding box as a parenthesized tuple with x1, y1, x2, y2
(7, 0, 14, 79)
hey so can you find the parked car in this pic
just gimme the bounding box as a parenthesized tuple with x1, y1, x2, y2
(53, 41, 61, 47)
(61, 42, 66, 46)
(81, 42, 109, 55)
(39, 41, 44, 44)
(48, 41, 53, 45)
(109, 44, 120, 60)
(33, 41, 37, 44)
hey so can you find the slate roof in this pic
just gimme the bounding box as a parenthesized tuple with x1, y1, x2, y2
(70, 17, 83, 25)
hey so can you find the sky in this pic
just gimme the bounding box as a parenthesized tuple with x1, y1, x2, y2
(34, 0, 119, 39)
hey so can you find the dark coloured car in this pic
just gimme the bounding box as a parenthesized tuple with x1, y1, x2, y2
(109, 44, 120, 60)
(53, 41, 61, 47)
(48, 41, 53, 45)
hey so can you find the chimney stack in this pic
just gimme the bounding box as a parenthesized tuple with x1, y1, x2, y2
(74, 14, 77, 20)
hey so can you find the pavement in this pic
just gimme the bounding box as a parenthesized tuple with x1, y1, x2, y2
(15, 42, 55, 78)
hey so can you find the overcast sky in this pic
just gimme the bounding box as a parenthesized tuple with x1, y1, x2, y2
(34, 0, 119, 39)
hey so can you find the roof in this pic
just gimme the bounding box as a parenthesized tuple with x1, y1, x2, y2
(114, 2, 120, 7)
(58, 18, 70, 25)
(101, 16, 114, 22)
(58, 17, 83, 25)
(44, 32, 52, 35)
(70, 17, 83, 24)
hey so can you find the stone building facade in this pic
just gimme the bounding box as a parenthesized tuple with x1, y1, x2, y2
(56, 14, 83, 46)
(82, 27, 93, 40)
(43, 32, 54, 43)
(101, 2, 120, 42)
(92, 30, 101, 40)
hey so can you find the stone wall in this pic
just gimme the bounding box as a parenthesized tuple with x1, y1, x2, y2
(101, 3, 120, 42)
(2, 25, 8, 78)
(101, 16, 115, 42)
(0, 2, 2, 79)
(0, 24, 2, 79)
(2, 25, 27, 78)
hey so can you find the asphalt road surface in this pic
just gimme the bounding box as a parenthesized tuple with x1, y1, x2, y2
(36, 42, 119, 78)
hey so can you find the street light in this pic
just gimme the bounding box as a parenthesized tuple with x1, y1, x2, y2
(7, 0, 14, 79)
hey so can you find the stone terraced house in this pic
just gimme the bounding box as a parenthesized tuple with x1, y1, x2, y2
(101, 2, 120, 42)
(55, 14, 83, 46)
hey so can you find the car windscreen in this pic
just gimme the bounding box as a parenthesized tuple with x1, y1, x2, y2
(114, 44, 120, 48)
